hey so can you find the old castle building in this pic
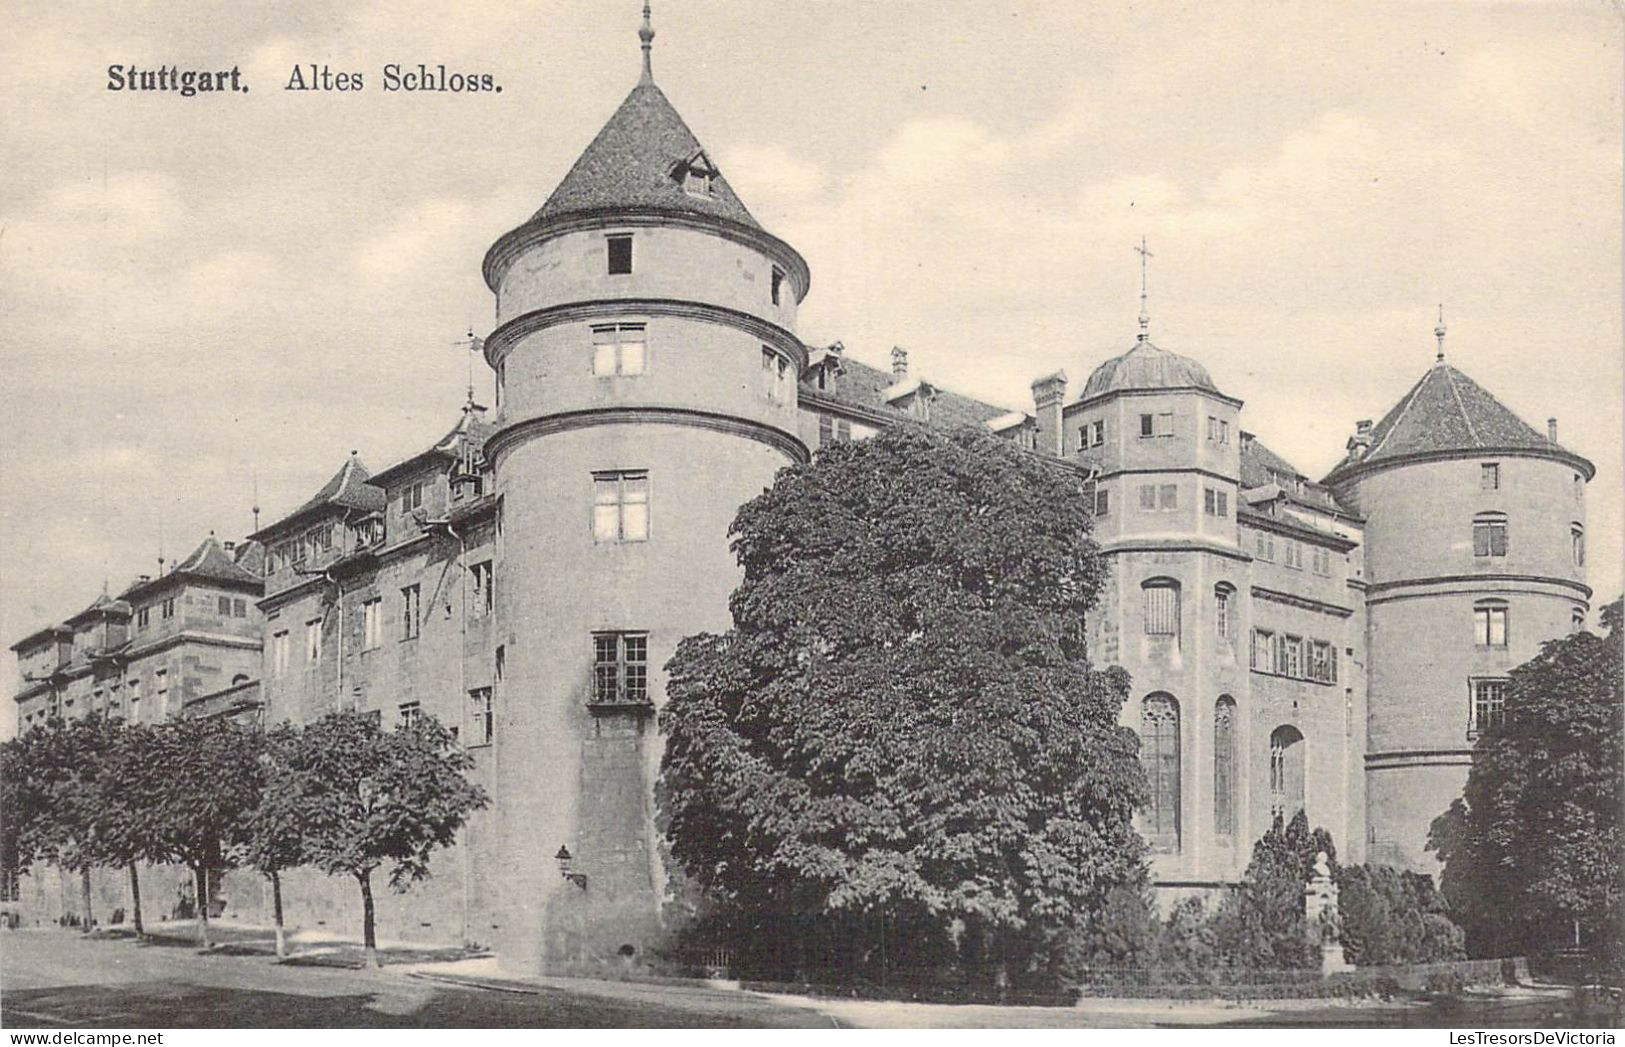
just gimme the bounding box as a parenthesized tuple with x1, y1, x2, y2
(8, 11, 1592, 971)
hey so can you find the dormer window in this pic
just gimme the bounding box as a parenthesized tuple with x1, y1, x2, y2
(671, 151, 719, 198)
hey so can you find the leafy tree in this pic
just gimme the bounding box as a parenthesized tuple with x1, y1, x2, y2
(3, 715, 123, 932)
(660, 424, 1145, 989)
(277, 711, 487, 966)
(238, 723, 307, 957)
(1430, 597, 1624, 959)
(1334, 863, 1464, 965)
(144, 717, 265, 948)
(1208, 810, 1335, 969)
(94, 720, 165, 937)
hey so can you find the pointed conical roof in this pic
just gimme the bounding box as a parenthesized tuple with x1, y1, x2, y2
(532, 81, 761, 231)
(1325, 361, 1592, 482)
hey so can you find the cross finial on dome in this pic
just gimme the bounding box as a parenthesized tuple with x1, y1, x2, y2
(1434, 303, 1446, 363)
(1134, 237, 1154, 342)
(638, 1, 655, 84)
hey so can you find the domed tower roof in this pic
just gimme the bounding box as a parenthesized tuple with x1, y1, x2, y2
(1323, 357, 1595, 483)
(1080, 339, 1225, 401)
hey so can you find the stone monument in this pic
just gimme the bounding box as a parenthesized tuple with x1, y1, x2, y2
(1304, 851, 1355, 975)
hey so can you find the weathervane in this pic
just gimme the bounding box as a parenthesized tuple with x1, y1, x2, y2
(1434, 304, 1447, 362)
(1135, 237, 1154, 342)
(639, 1, 655, 83)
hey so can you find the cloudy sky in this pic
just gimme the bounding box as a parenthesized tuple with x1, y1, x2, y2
(2, 0, 1620, 733)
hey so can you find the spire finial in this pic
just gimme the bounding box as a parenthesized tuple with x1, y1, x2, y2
(1134, 236, 1154, 342)
(1435, 303, 1446, 363)
(638, 1, 655, 83)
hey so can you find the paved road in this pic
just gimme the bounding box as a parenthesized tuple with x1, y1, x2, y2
(2, 930, 1615, 1029)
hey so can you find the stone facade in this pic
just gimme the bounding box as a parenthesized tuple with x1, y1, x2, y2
(5, 18, 1593, 974)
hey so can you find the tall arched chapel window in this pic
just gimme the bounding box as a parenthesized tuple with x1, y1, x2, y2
(1214, 696, 1237, 839)
(1141, 694, 1181, 851)
(1268, 724, 1305, 824)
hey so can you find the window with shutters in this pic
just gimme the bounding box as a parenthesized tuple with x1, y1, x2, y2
(1473, 513, 1508, 557)
(1214, 696, 1236, 839)
(1140, 694, 1181, 851)
(1251, 628, 1275, 672)
(1142, 579, 1180, 639)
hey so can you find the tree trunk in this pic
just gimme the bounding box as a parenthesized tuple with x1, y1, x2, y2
(358, 869, 379, 968)
(79, 866, 94, 934)
(127, 862, 144, 937)
(194, 865, 210, 949)
(271, 871, 287, 958)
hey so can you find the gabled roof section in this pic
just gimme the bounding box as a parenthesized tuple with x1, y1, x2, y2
(66, 588, 132, 624)
(370, 405, 495, 488)
(233, 540, 265, 577)
(1324, 361, 1587, 482)
(252, 455, 386, 540)
(169, 536, 261, 586)
(1240, 434, 1353, 517)
(805, 356, 1013, 431)
(533, 81, 762, 232)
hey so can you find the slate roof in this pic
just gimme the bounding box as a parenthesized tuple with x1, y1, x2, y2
(808, 356, 1013, 430)
(371, 405, 495, 487)
(1240, 434, 1349, 516)
(1324, 361, 1573, 482)
(255, 455, 387, 539)
(66, 589, 132, 623)
(1081, 339, 1225, 401)
(169, 536, 262, 586)
(532, 81, 761, 232)
(233, 540, 265, 577)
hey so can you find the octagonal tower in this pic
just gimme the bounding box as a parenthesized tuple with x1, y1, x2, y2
(1324, 322, 1593, 873)
(481, 8, 810, 974)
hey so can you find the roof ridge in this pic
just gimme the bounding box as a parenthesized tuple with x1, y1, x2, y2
(1442, 366, 1479, 444)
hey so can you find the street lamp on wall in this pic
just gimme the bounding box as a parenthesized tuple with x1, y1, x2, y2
(554, 846, 587, 890)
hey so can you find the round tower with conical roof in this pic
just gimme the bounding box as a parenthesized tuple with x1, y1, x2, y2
(1324, 325, 1593, 873)
(480, 8, 810, 974)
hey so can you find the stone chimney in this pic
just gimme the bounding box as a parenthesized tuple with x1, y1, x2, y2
(890, 346, 909, 381)
(1548, 417, 1558, 444)
(1030, 370, 1068, 458)
(1347, 419, 1373, 458)
(223, 540, 236, 555)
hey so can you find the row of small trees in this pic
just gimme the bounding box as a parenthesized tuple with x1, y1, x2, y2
(0, 710, 486, 965)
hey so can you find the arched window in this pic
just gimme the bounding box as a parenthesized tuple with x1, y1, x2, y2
(1571, 524, 1585, 567)
(1142, 578, 1181, 641)
(1472, 512, 1508, 558)
(1214, 696, 1237, 839)
(1141, 694, 1181, 851)
(1213, 583, 1235, 640)
(1268, 725, 1305, 823)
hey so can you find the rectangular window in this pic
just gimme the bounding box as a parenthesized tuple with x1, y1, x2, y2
(1473, 518, 1508, 557)
(362, 597, 382, 650)
(771, 266, 784, 306)
(129, 679, 142, 721)
(1140, 411, 1174, 438)
(1203, 488, 1229, 517)
(403, 481, 425, 513)
(1312, 547, 1331, 576)
(1474, 605, 1508, 647)
(1481, 463, 1500, 490)
(1158, 483, 1178, 510)
(1282, 635, 1304, 677)
(1093, 488, 1110, 517)
(591, 632, 650, 705)
(1472, 678, 1509, 733)
(820, 414, 851, 447)
(218, 595, 232, 615)
(156, 670, 169, 718)
(1140, 413, 1154, 438)
(161, 597, 176, 620)
(1207, 415, 1228, 442)
(591, 323, 647, 376)
(470, 687, 493, 746)
(402, 584, 421, 640)
(1283, 540, 1303, 570)
(761, 348, 792, 402)
(1138, 484, 1157, 511)
(272, 631, 290, 677)
(306, 619, 322, 662)
(607, 234, 633, 275)
(1215, 589, 1233, 639)
(137, 607, 150, 630)
(1091, 420, 1105, 446)
(1143, 586, 1179, 637)
(399, 701, 421, 729)
(469, 561, 494, 618)
(1309, 640, 1336, 683)
(233, 598, 247, 618)
(593, 471, 650, 542)
(1254, 531, 1275, 562)
(1251, 628, 1275, 673)
(1572, 527, 1585, 567)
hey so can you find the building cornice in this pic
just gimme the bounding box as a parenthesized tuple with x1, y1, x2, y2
(1326, 444, 1596, 487)
(1364, 572, 1592, 605)
(1250, 585, 1356, 619)
(483, 298, 807, 375)
(1237, 509, 1361, 552)
(482, 208, 811, 305)
(1365, 749, 1475, 770)
(487, 406, 809, 468)
(1097, 465, 1241, 486)
(1098, 537, 1251, 563)
(1070, 385, 1246, 412)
